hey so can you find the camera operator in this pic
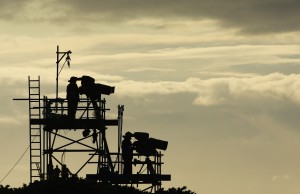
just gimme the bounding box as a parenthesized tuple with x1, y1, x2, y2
(122, 132, 133, 175)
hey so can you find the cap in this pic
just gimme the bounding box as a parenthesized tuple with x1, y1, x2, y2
(123, 131, 132, 138)
(68, 76, 77, 82)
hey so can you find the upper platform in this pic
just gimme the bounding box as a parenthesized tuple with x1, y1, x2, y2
(30, 118, 118, 129)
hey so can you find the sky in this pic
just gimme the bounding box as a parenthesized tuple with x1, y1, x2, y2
(0, 0, 300, 193)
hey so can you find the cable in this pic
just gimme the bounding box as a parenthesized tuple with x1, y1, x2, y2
(0, 144, 30, 184)
(0, 131, 39, 184)
(58, 60, 67, 76)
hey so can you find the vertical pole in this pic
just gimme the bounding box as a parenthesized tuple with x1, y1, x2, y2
(42, 96, 45, 180)
(117, 105, 124, 174)
(56, 45, 59, 99)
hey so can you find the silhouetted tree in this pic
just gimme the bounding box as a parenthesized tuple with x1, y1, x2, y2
(156, 186, 196, 194)
(0, 180, 196, 194)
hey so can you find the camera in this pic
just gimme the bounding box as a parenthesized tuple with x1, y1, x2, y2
(132, 132, 168, 156)
(78, 75, 115, 99)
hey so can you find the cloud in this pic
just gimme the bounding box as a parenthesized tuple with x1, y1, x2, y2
(0, 1, 27, 20)
(113, 73, 300, 106)
(272, 174, 290, 181)
(1, 0, 300, 34)
(0, 116, 20, 124)
(125, 67, 175, 73)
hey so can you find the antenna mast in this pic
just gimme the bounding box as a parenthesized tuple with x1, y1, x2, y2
(56, 45, 72, 99)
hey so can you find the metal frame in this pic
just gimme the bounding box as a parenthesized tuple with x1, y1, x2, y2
(15, 47, 171, 192)
(29, 93, 170, 192)
(25, 78, 171, 192)
(39, 96, 118, 180)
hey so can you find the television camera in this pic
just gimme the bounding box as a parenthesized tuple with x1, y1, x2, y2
(132, 132, 168, 156)
(72, 75, 115, 99)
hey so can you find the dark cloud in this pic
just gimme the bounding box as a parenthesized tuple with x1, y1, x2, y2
(41, 0, 300, 34)
(1, 0, 300, 34)
(0, 1, 27, 20)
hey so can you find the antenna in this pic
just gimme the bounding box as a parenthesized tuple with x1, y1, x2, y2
(56, 45, 72, 99)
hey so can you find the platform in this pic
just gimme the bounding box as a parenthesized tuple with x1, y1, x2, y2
(30, 118, 118, 129)
(86, 174, 171, 184)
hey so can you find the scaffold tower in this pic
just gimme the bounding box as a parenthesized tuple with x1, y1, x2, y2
(15, 46, 171, 192)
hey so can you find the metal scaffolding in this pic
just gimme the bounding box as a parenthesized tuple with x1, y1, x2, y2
(26, 77, 170, 192)
(14, 47, 171, 192)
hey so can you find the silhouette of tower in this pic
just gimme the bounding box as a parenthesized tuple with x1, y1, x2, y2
(14, 46, 171, 192)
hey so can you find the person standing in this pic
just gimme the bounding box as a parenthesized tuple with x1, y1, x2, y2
(53, 165, 61, 179)
(61, 164, 70, 180)
(122, 132, 133, 175)
(66, 76, 79, 119)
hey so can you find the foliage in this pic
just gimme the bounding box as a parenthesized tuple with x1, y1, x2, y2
(0, 179, 196, 194)
(156, 186, 196, 194)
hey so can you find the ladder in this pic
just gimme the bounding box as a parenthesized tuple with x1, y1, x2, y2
(28, 76, 42, 182)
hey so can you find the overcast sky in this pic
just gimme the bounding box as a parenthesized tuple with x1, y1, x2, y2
(1, 0, 300, 193)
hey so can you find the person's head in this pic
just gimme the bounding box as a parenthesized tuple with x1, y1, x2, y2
(68, 76, 77, 83)
(123, 131, 132, 139)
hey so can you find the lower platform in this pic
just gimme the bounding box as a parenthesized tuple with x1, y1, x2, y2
(86, 174, 171, 184)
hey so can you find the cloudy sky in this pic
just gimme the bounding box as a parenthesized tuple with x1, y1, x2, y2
(1, 0, 300, 193)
